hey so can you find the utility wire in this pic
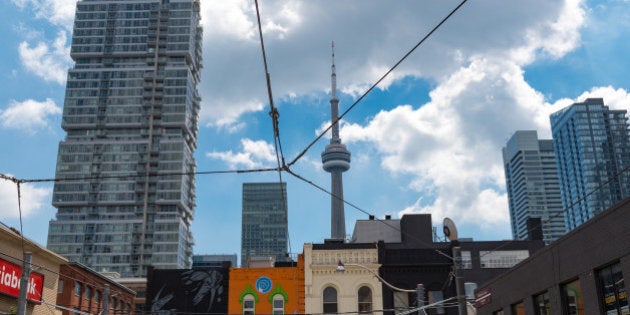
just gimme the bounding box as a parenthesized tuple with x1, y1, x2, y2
(476, 162, 630, 261)
(287, 0, 469, 167)
(0, 167, 281, 185)
(253, 0, 293, 264)
(285, 168, 453, 261)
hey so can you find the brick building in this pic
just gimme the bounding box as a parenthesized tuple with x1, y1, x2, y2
(229, 256, 305, 314)
(476, 196, 630, 315)
(57, 262, 135, 315)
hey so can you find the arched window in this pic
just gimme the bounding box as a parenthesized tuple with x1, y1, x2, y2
(323, 286, 338, 314)
(272, 294, 284, 315)
(243, 294, 255, 315)
(358, 286, 373, 314)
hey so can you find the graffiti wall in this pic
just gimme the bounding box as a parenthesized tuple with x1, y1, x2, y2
(146, 267, 229, 314)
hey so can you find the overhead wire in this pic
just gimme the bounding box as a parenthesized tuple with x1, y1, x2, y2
(285, 168, 454, 261)
(287, 0, 469, 167)
(1, 0, 471, 265)
(475, 162, 630, 261)
(253, 0, 293, 264)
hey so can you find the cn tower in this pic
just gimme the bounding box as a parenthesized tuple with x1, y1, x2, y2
(321, 42, 351, 241)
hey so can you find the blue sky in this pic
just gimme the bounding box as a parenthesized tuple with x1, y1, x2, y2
(1, 0, 629, 263)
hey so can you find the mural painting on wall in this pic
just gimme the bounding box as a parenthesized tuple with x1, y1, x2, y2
(147, 268, 229, 314)
(239, 275, 289, 310)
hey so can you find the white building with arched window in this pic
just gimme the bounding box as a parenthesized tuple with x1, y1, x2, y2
(304, 242, 383, 314)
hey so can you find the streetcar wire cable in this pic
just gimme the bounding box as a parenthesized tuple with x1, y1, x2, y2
(287, 0, 469, 168)
(253, 0, 294, 265)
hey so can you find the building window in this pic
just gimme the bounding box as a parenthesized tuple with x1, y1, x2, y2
(562, 279, 584, 315)
(58, 279, 64, 293)
(510, 301, 525, 315)
(85, 286, 91, 300)
(461, 251, 473, 269)
(243, 294, 255, 315)
(323, 286, 338, 314)
(272, 294, 284, 315)
(75, 282, 82, 296)
(94, 290, 100, 304)
(480, 250, 529, 268)
(358, 286, 372, 314)
(597, 262, 629, 314)
(533, 291, 551, 315)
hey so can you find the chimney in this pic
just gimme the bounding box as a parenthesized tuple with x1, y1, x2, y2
(369, 215, 375, 220)
(385, 214, 392, 220)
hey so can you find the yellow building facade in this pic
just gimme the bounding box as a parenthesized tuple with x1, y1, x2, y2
(0, 224, 67, 315)
(304, 243, 383, 315)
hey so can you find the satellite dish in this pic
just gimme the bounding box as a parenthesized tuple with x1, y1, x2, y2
(443, 217, 458, 241)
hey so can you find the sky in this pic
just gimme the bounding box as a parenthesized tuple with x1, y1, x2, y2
(0, 0, 629, 263)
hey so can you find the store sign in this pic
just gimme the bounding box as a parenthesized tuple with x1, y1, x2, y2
(475, 287, 492, 308)
(0, 257, 45, 304)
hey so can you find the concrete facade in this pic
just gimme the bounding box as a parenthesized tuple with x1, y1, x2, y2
(304, 243, 383, 315)
(502, 130, 565, 244)
(476, 196, 630, 315)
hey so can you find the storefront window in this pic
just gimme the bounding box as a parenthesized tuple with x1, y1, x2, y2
(597, 262, 629, 315)
(511, 300, 525, 315)
(533, 291, 551, 315)
(562, 279, 584, 315)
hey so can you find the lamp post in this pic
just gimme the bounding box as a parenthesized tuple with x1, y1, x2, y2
(443, 218, 467, 315)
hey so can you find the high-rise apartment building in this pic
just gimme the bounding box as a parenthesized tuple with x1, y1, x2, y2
(550, 98, 630, 231)
(47, 0, 202, 277)
(502, 131, 565, 244)
(192, 254, 237, 269)
(241, 182, 288, 266)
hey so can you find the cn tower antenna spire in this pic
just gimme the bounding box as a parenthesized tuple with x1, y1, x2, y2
(322, 41, 351, 241)
(331, 41, 337, 101)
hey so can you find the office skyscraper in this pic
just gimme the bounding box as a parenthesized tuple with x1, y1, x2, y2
(47, 0, 202, 276)
(241, 182, 288, 266)
(502, 131, 565, 244)
(550, 98, 630, 231)
(321, 43, 351, 240)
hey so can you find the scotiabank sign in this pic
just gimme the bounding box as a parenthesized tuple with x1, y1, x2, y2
(0, 257, 45, 304)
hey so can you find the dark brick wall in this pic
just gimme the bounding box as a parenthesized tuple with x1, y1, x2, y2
(476, 196, 630, 315)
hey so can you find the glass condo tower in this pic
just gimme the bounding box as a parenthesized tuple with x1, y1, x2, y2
(47, 0, 202, 276)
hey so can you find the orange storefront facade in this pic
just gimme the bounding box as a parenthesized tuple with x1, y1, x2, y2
(228, 255, 305, 315)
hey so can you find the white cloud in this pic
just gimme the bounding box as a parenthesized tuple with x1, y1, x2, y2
(206, 138, 277, 169)
(0, 98, 61, 133)
(0, 179, 52, 219)
(18, 31, 71, 84)
(201, 99, 264, 130)
(198, 0, 587, 129)
(333, 0, 595, 227)
(574, 86, 630, 110)
(11, 0, 77, 29)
